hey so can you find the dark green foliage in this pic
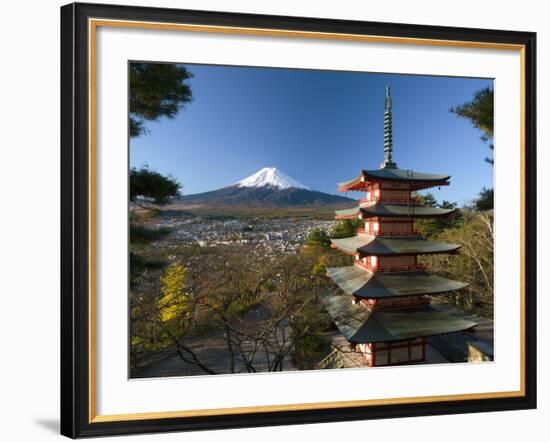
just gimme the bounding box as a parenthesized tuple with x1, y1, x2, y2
(129, 168, 179, 288)
(415, 193, 462, 239)
(130, 166, 181, 205)
(450, 87, 494, 165)
(330, 219, 362, 238)
(129, 224, 171, 286)
(473, 187, 494, 211)
(129, 251, 166, 289)
(129, 251, 166, 271)
(130, 63, 193, 137)
(130, 224, 172, 244)
(416, 212, 462, 239)
(450, 87, 494, 138)
(418, 192, 437, 207)
(292, 301, 332, 369)
(304, 228, 331, 247)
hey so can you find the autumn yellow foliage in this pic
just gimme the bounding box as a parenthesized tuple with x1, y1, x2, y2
(158, 262, 190, 324)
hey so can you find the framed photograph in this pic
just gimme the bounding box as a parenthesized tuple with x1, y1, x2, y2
(60, 2, 537, 438)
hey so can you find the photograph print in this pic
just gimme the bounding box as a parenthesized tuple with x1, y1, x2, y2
(128, 61, 494, 378)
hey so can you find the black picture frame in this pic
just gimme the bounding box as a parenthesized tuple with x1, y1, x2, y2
(61, 2, 537, 438)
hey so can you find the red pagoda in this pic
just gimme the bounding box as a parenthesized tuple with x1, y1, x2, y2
(323, 86, 476, 367)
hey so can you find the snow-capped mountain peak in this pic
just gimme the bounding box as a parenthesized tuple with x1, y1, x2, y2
(236, 167, 309, 190)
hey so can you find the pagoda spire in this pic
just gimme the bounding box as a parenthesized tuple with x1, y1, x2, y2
(380, 86, 397, 169)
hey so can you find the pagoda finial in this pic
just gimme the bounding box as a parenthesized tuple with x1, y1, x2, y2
(380, 86, 397, 169)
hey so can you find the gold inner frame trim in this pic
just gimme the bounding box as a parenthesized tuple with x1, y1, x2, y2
(88, 18, 527, 424)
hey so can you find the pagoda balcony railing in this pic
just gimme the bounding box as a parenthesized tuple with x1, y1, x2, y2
(359, 196, 420, 205)
(355, 261, 427, 273)
(355, 296, 431, 311)
(356, 228, 421, 237)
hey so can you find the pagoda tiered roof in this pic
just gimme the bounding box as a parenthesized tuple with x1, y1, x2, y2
(331, 235, 461, 256)
(338, 168, 451, 192)
(320, 288, 476, 343)
(326, 266, 467, 299)
(322, 86, 472, 355)
(334, 202, 456, 219)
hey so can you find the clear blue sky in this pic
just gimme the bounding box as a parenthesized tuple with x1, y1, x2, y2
(130, 63, 493, 206)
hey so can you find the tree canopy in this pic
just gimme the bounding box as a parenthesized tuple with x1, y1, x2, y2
(418, 192, 438, 208)
(304, 228, 331, 248)
(415, 193, 462, 238)
(130, 63, 193, 137)
(450, 87, 494, 165)
(130, 166, 181, 205)
(450, 87, 494, 210)
(473, 187, 494, 211)
(329, 219, 362, 239)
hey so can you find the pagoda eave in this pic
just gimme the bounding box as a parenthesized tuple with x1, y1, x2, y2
(326, 266, 468, 299)
(335, 204, 456, 219)
(321, 288, 476, 343)
(338, 169, 451, 193)
(330, 236, 461, 256)
(338, 175, 365, 192)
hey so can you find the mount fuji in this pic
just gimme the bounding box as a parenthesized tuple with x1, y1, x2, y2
(236, 167, 309, 190)
(177, 167, 354, 208)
